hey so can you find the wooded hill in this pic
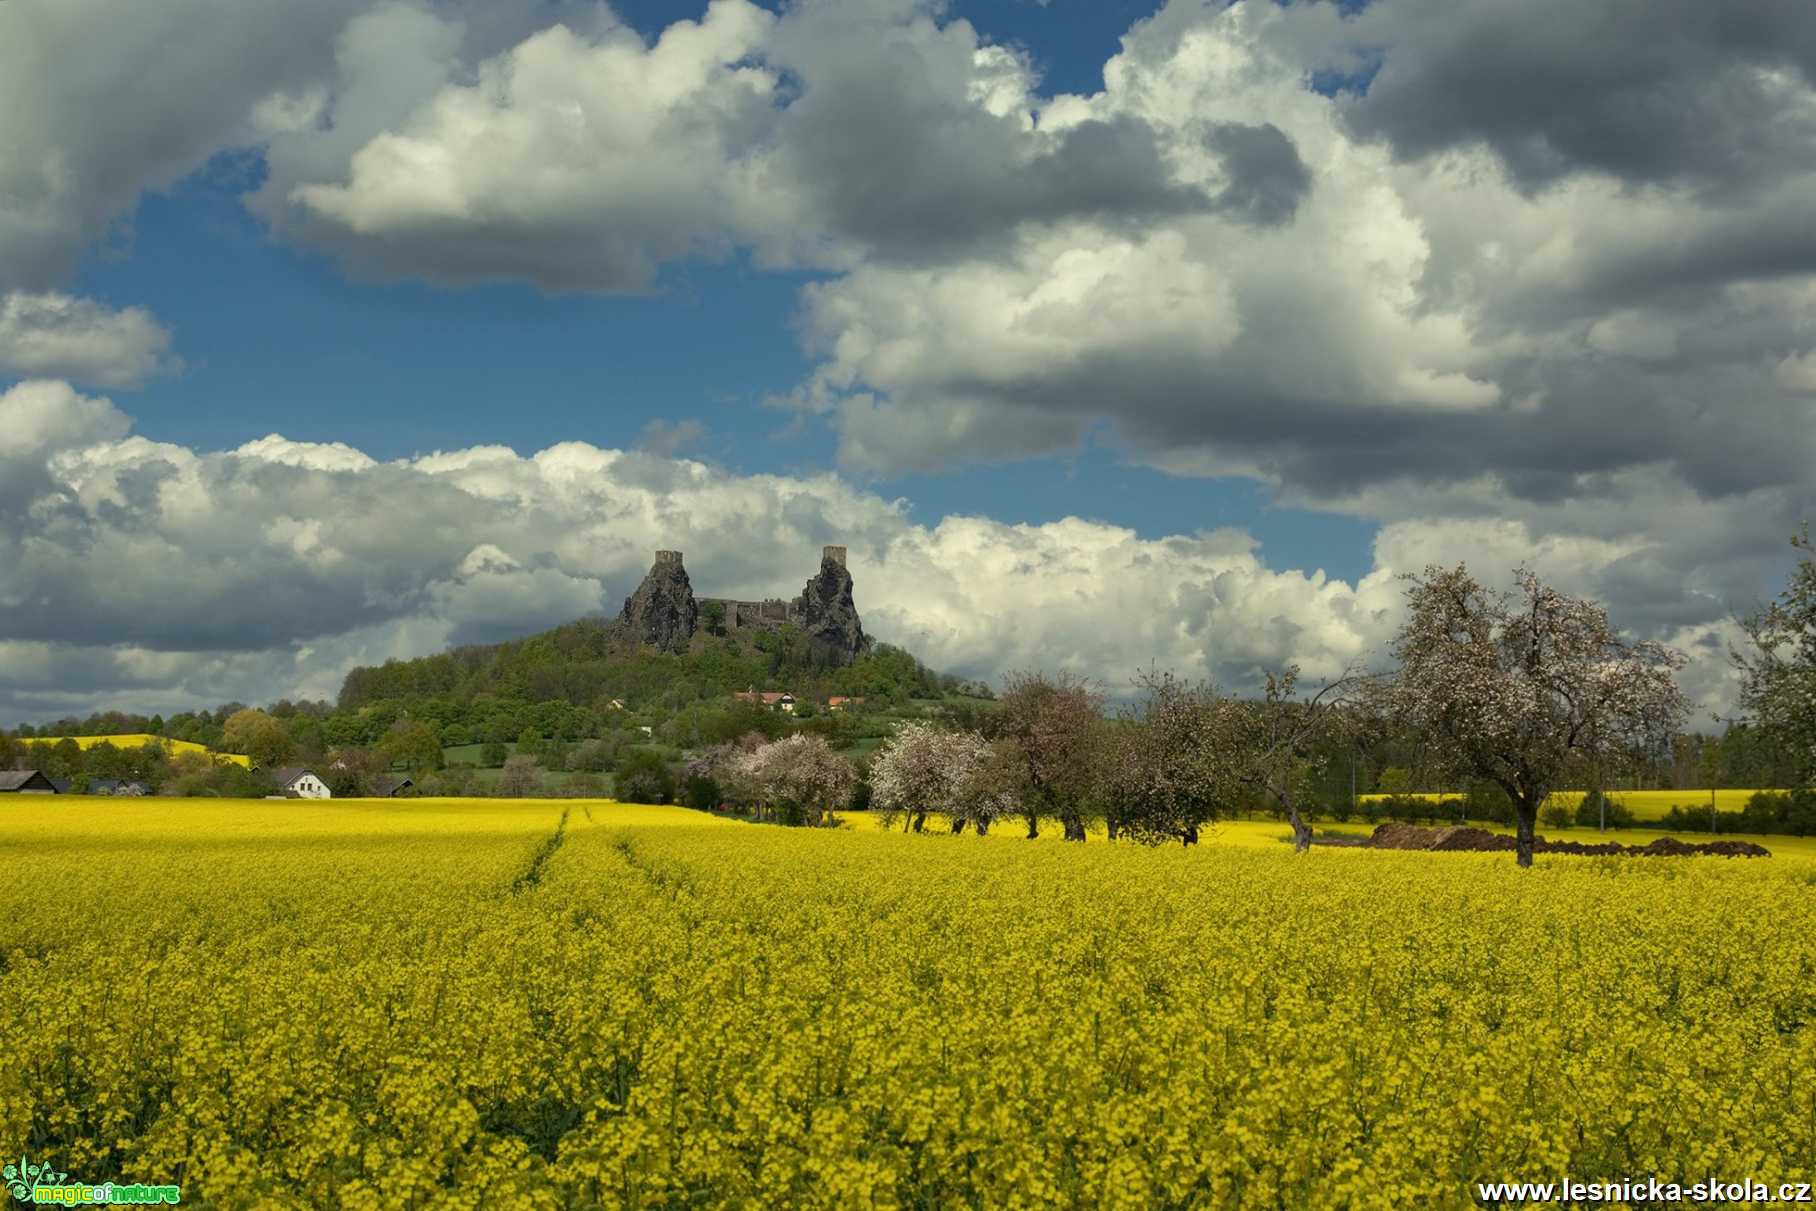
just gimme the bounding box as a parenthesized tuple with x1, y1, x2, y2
(337, 615, 967, 721)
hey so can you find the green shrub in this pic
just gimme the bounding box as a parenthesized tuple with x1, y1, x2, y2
(1377, 795, 1442, 824)
(615, 748, 677, 805)
(1574, 790, 1635, 830)
(1662, 803, 1715, 832)
(683, 773, 721, 811)
(1464, 780, 1515, 825)
(1539, 801, 1575, 829)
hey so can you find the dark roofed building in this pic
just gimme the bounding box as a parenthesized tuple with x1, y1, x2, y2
(89, 779, 150, 797)
(0, 771, 59, 794)
(372, 775, 415, 798)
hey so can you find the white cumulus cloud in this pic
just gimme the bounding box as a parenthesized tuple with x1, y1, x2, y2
(0, 293, 173, 388)
(0, 385, 1774, 727)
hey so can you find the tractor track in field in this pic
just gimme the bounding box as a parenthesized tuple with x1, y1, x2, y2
(509, 807, 570, 894)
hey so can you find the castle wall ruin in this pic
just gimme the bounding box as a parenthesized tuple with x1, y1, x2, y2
(697, 547, 848, 634)
(621, 545, 868, 661)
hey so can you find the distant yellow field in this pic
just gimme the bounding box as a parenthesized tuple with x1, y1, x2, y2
(3, 795, 1814, 1205)
(18, 733, 253, 768)
(1358, 788, 1773, 820)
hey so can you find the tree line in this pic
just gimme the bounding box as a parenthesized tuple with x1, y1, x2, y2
(675, 545, 1815, 869)
(6, 534, 1811, 857)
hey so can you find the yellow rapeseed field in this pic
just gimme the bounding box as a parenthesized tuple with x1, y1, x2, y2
(18, 733, 254, 768)
(3, 798, 1814, 1208)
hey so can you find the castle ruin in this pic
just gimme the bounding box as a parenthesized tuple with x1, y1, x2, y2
(617, 545, 869, 663)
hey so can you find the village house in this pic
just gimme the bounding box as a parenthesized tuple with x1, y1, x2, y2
(0, 770, 59, 794)
(826, 696, 867, 711)
(88, 779, 150, 797)
(733, 691, 797, 714)
(268, 767, 331, 799)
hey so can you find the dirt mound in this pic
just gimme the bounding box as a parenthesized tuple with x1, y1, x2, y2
(1536, 838, 1628, 856)
(1349, 823, 1770, 859)
(1703, 840, 1772, 857)
(1638, 836, 1771, 858)
(1428, 826, 1518, 852)
(1365, 822, 1445, 850)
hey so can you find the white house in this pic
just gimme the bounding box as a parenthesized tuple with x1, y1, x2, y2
(269, 767, 331, 799)
(732, 690, 797, 714)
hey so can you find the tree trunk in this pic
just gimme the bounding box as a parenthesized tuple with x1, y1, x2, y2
(976, 818, 989, 836)
(1289, 803, 1312, 853)
(1515, 801, 1537, 868)
(1062, 814, 1086, 842)
(912, 812, 926, 833)
(1024, 813, 1039, 840)
(951, 817, 968, 835)
(1181, 823, 1198, 846)
(1106, 818, 1120, 841)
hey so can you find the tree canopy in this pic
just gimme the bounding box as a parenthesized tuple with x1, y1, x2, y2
(1388, 565, 1688, 866)
(1737, 527, 1816, 783)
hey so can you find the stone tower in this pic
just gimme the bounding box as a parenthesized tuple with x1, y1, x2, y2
(618, 549, 699, 654)
(792, 546, 869, 662)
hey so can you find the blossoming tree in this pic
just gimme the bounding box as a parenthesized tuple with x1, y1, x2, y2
(1388, 565, 1687, 867)
(1737, 527, 1816, 782)
(869, 721, 987, 832)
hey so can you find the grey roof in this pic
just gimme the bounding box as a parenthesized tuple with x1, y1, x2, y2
(267, 766, 313, 788)
(372, 775, 414, 797)
(0, 770, 56, 792)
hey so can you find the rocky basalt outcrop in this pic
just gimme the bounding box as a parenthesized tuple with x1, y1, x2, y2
(617, 545, 871, 664)
(791, 547, 869, 664)
(618, 550, 698, 654)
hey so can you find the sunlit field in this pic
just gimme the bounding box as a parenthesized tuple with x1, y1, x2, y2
(16, 733, 254, 768)
(5, 797, 1814, 1207)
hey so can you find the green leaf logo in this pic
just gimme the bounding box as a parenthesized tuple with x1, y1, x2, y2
(6, 1155, 66, 1202)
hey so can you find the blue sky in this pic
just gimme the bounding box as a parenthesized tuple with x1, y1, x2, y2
(2, 0, 1810, 721)
(72, 105, 1380, 583)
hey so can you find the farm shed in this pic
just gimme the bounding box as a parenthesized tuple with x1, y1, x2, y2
(0, 770, 59, 794)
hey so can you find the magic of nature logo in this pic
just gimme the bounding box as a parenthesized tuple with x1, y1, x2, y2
(4, 1155, 180, 1205)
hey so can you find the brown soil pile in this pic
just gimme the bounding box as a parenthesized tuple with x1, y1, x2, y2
(1318, 823, 1769, 858)
(1428, 826, 1519, 852)
(1364, 822, 1453, 850)
(1636, 836, 1772, 858)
